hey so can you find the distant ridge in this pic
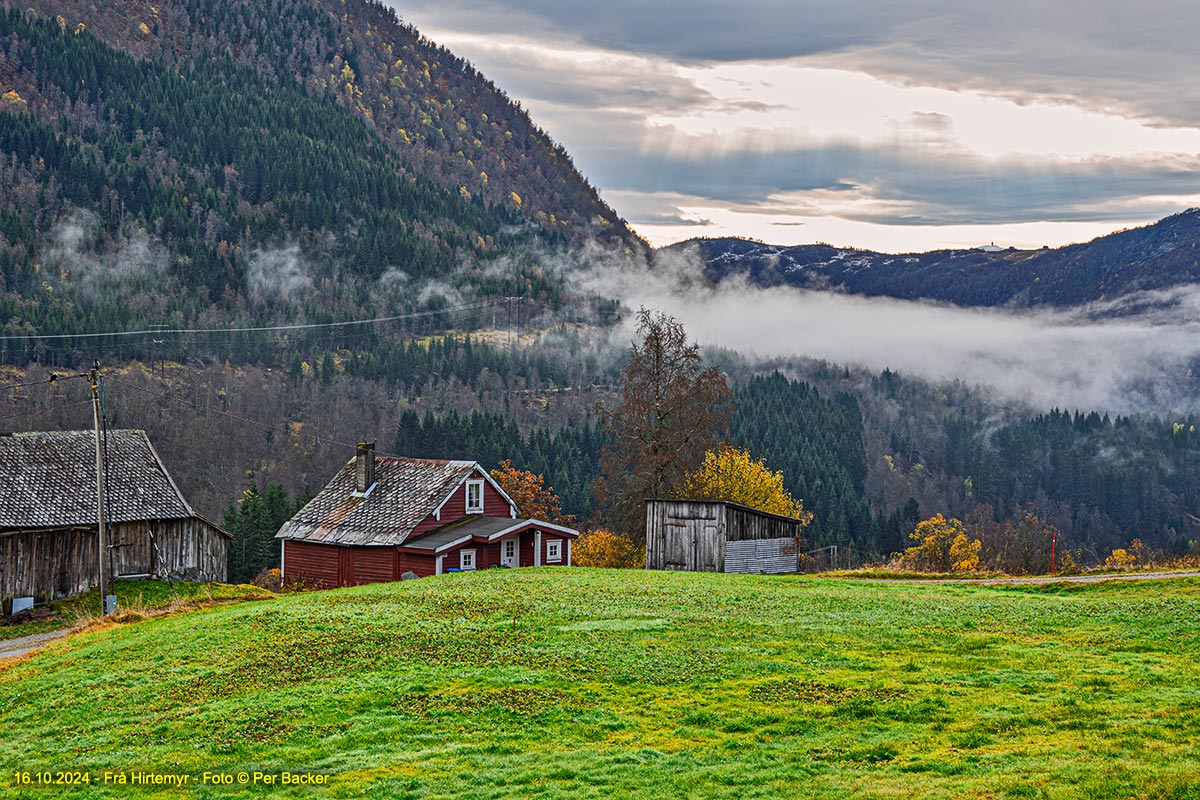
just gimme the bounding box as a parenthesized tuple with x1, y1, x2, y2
(665, 209, 1200, 307)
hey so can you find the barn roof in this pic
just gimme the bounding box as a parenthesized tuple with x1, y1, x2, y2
(0, 429, 197, 530)
(276, 457, 505, 547)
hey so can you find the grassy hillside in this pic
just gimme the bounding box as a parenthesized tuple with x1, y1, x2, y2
(2, 569, 1200, 798)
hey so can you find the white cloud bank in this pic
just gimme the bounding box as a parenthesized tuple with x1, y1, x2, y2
(575, 245, 1200, 415)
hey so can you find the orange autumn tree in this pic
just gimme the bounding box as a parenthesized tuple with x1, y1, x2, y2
(490, 460, 574, 526)
(683, 444, 814, 523)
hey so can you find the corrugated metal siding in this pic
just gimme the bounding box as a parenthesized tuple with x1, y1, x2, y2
(284, 540, 341, 589)
(724, 538, 799, 574)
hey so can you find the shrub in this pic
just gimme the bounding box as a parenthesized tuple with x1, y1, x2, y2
(901, 514, 981, 573)
(572, 529, 645, 569)
(251, 567, 283, 592)
(1105, 549, 1136, 569)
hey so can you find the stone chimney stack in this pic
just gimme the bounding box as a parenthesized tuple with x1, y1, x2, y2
(355, 441, 376, 493)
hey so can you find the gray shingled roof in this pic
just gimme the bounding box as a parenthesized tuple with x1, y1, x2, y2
(401, 516, 529, 551)
(0, 429, 195, 530)
(275, 457, 482, 547)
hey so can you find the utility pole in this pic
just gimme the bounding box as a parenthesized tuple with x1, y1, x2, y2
(149, 323, 167, 375)
(89, 362, 112, 616)
(1050, 529, 1058, 575)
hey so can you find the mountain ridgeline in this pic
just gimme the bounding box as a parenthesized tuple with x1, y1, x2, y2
(670, 209, 1200, 307)
(0, 0, 638, 351)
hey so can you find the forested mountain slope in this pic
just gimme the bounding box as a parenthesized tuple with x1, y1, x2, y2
(672, 209, 1200, 307)
(0, 0, 637, 350)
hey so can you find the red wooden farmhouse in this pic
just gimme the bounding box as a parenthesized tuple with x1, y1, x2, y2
(276, 443, 579, 587)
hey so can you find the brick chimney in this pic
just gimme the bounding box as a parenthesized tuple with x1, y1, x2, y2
(355, 441, 376, 493)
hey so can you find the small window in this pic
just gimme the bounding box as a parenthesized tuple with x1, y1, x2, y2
(504, 538, 516, 560)
(460, 549, 476, 571)
(546, 539, 562, 563)
(466, 479, 484, 514)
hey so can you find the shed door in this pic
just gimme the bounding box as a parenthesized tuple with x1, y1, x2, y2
(665, 523, 691, 569)
(338, 548, 354, 587)
(696, 524, 719, 571)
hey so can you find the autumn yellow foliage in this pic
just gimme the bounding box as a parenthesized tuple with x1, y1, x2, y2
(572, 529, 644, 569)
(683, 444, 812, 523)
(1, 90, 27, 111)
(1105, 548, 1136, 568)
(1105, 538, 1145, 569)
(901, 514, 982, 572)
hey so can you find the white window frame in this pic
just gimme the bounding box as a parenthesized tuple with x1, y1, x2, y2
(465, 478, 484, 514)
(504, 538, 517, 563)
(546, 539, 562, 563)
(460, 548, 477, 571)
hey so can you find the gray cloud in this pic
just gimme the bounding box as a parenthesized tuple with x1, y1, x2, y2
(583, 127, 1200, 226)
(394, 1, 1200, 125)
(390, 1, 1200, 240)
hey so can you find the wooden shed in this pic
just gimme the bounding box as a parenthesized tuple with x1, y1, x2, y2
(0, 430, 230, 614)
(644, 499, 802, 573)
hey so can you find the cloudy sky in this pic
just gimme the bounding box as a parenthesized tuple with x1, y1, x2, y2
(389, 1, 1200, 252)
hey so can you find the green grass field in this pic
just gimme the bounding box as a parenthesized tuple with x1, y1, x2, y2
(0, 580, 271, 642)
(2, 568, 1199, 798)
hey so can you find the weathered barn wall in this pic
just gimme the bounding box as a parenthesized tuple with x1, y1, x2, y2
(724, 505, 801, 542)
(0, 528, 97, 612)
(109, 519, 227, 582)
(1, 517, 227, 613)
(645, 500, 801, 573)
(645, 500, 722, 572)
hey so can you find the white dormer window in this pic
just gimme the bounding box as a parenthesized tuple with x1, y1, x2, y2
(546, 539, 562, 563)
(466, 478, 484, 514)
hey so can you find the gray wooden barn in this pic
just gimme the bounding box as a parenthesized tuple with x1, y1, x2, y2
(644, 499, 802, 574)
(0, 430, 230, 614)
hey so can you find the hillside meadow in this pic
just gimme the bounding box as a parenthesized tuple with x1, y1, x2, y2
(1, 569, 1199, 798)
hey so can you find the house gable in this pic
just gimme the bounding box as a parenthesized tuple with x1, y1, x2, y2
(412, 465, 517, 537)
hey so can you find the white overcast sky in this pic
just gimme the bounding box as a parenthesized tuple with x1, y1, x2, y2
(387, 1, 1200, 252)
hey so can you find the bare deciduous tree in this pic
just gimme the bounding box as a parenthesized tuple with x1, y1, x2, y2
(593, 308, 732, 538)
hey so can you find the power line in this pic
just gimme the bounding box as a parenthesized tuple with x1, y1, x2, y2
(0, 301, 497, 342)
(0, 373, 87, 393)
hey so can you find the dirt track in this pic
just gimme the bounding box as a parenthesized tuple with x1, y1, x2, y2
(0, 629, 71, 661)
